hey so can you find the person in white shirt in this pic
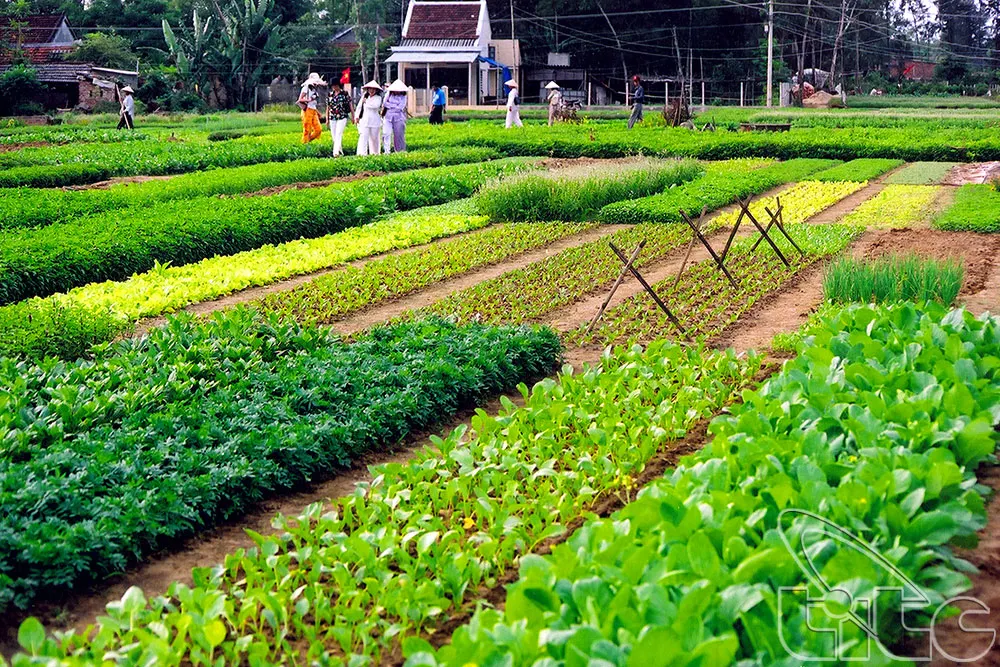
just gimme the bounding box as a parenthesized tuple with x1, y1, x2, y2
(504, 79, 522, 129)
(545, 81, 562, 126)
(117, 86, 135, 130)
(355, 80, 383, 156)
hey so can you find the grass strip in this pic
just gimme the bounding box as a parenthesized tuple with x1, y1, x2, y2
(0, 158, 534, 306)
(599, 158, 840, 224)
(570, 223, 862, 346)
(0, 147, 499, 231)
(426, 301, 998, 665)
(0, 200, 492, 361)
(934, 183, 1000, 231)
(808, 157, 903, 182)
(474, 159, 702, 222)
(254, 221, 592, 326)
(0, 314, 560, 612)
(885, 161, 958, 184)
(823, 253, 964, 304)
(840, 183, 942, 228)
(12, 338, 762, 663)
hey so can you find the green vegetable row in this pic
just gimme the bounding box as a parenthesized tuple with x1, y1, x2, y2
(0, 158, 534, 306)
(10, 338, 763, 664)
(254, 221, 592, 327)
(808, 157, 903, 182)
(599, 158, 839, 224)
(424, 301, 999, 665)
(934, 183, 1000, 232)
(572, 223, 863, 346)
(0, 147, 499, 231)
(0, 200, 495, 361)
(0, 313, 560, 612)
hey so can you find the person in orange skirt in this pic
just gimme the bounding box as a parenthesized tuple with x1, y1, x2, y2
(298, 72, 326, 143)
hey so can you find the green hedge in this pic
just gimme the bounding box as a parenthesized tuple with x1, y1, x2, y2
(0, 312, 561, 612)
(599, 158, 838, 224)
(0, 158, 532, 305)
(0, 147, 499, 231)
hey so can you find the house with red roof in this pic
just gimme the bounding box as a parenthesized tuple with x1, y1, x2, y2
(1, 14, 137, 111)
(386, 0, 519, 107)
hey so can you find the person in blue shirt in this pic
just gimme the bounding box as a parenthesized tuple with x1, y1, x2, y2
(628, 75, 645, 129)
(429, 85, 446, 124)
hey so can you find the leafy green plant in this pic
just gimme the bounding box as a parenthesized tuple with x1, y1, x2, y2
(474, 159, 702, 222)
(840, 184, 941, 228)
(823, 254, 964, 305)
(0, 313, 560, 612)
(935, 183, 1000, 231)
(424, 301, 999, 665)
(9, 338, 762, 663)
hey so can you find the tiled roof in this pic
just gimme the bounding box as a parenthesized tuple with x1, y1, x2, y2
(405, 2, 480, 40)
(0, 15, 68, 45)
(0, 61, 91, 82)
(0, 45, 74, 65)
(399, 38, 477, 48)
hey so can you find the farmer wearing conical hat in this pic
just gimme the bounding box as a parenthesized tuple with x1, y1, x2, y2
(504, 79, 522, 129)
(355, 80, 383, 156)
(117, 85, 135, 130)
(298, 72, 326, 143)
(382, 79, 411, 152)
(545, 81, 561, 126)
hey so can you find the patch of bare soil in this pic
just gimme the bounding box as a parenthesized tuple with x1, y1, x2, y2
(540, 156, 626, 170)
(0, 141, 51, 152)
(942, 161, 1000, 186)
(859, 228, 1000, 295)
(63, 174, 176, 190)
(923, 466, 1000, 666)
(235, 171, 384, 197)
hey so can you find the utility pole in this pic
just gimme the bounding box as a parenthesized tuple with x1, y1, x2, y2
(510, 0, 516, 84)
(766, 0, 774, 107)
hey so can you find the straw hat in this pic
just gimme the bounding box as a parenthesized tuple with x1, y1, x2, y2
(303, 72, 327, 87)
(361, 80, 382, 90)
(121, 85, 134, 93)
(504, 79, 518, 88)
(545, 81, 560, 89)
(388, 79, 408, 93)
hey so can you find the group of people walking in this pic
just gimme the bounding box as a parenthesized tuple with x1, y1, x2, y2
(299, 73, 419, 156)
(297, 71, 649, 150)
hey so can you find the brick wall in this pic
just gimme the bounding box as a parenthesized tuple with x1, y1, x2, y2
(77, 79, 117, 110)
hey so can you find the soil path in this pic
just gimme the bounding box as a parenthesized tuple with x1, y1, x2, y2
(329, 225, 631, 336)
(63, 174, 176, 190)
(943, 161, 1000, 186)
(0, 141, 52, 153)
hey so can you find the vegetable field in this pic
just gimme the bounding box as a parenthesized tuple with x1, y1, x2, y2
(2, 105, 1000, 667)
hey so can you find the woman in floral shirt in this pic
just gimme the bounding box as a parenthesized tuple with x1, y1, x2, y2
(326, 81, 354, 157)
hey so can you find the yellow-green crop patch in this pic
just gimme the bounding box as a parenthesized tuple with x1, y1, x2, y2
(841, 184, 941, 228)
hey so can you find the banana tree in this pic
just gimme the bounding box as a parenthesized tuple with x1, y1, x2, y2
(162, 11, 216, 100)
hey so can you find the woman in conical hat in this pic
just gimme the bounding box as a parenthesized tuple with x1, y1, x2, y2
(504, 79, 522, 129)
(382, 79, 411, 153)
(298, 72, 326, 143)
(545, 81, 562, 126)
(355, 80, 383, 156)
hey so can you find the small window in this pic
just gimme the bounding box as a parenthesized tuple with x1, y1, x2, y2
(488, 45, 496, 60)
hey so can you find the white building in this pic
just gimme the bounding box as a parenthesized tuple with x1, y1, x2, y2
(386, 0, 519, 108)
